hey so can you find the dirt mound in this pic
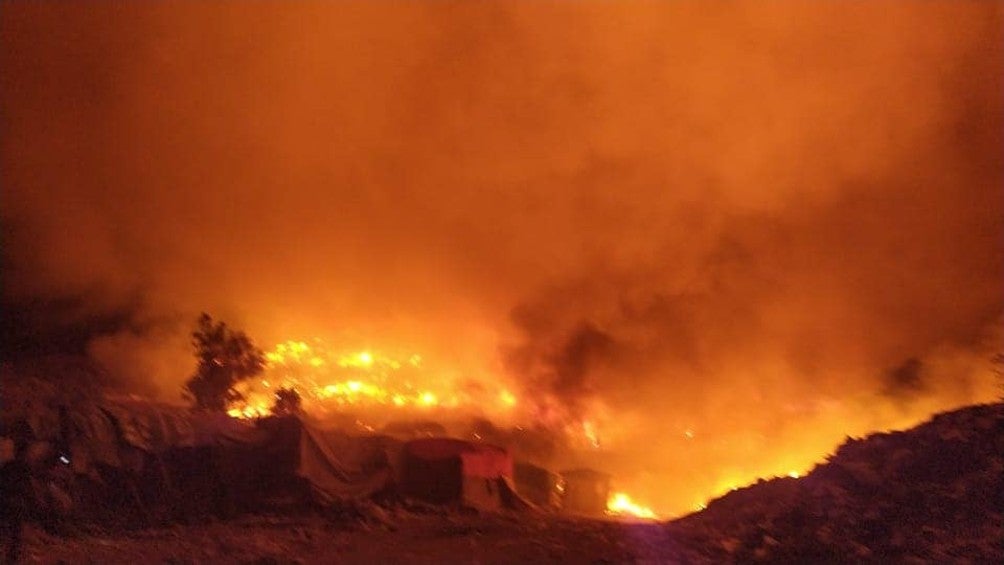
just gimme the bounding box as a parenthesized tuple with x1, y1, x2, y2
(675, 402, 1004, 562)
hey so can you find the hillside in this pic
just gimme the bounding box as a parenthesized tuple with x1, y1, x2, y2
(672, 402, 1004, 562)
(9, 402, 1003, 563)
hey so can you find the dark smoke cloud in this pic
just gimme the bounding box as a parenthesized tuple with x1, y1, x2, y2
(881, 357, 926, 403)
(2, 1, 1002, 513)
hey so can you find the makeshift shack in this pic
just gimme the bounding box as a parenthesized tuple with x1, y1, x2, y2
(2, 384, 542, 525)
(399, 438, 518, 510)
(279, 418, 399, 503)
(514, 461, 564, 509)
(560, 468, 611, 516)
(2, 396, 406, 524)
(380, 420, 448, 440)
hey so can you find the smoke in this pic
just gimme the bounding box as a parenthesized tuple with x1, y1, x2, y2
(2, 2, 1002, 513)
(881, 358, 926, 403)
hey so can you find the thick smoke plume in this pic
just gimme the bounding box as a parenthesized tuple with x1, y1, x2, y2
(2, 2, 1001, 513)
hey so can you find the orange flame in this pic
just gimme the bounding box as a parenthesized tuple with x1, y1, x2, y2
(226, 340, 519, 421)
(606, 491, 659, 520)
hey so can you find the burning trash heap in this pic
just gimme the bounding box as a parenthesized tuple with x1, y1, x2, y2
(2, 313, 1002, 562)
(225, 337, 659, 520)
(0, 331, 661, 531)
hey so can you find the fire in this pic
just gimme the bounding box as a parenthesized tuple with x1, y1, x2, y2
(582, 420, 600, 448)
(679, 467, 810, 514)
(606, 492, 659, 520)
(226, 339, 518, 421)
(219, 339, 807, 515)
(499, 389, 517, 407)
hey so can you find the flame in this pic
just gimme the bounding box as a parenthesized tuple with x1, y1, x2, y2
(681, 467, 810, 514)
(225, 340, 796, 519)
(499, 389, 517, 407)
(226, 339, 519, 421)
(582, 420, 600, 448)
(606, 492, 659, 520)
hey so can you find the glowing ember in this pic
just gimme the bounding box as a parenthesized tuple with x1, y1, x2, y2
(606, 492, 658, 520)
(226, 339, 518, 420)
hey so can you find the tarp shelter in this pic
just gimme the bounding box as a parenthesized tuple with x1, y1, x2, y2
(3, 397, 402, 522)
(92, 408, 399, 509)
(514, 461, 564, 509)
(380, 420, 448, 440)
(560, 468, 611, 516)
(400, 438, 521, 510)
(262, 417, 399, 503)
(4, 391, 538, 522)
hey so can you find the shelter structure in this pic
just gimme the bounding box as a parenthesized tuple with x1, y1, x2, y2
(560, 468, 611, 516)
(399, 438, 519, 510)
(2, 391, 545, 525)
(2, 396, 403, 523)
(513, 461, 564, 509)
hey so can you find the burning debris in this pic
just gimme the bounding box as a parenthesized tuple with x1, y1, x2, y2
(224, 338, 663, 518)
(225, 339, 520, 423)
(606, 492, 658, 520)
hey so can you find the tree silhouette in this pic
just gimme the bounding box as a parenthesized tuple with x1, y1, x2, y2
(184, 313, 265, 412)
(272, 387, 302, 416)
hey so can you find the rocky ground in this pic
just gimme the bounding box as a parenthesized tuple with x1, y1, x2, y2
(11, 402, 1004, 564)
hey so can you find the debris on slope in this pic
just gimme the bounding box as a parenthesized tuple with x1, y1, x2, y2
(674, 402, 1004, 562)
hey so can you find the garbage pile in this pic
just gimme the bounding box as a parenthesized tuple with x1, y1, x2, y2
(673, 402, 1004, 562)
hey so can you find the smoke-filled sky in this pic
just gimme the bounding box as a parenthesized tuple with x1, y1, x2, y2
(2, 2, 1002, 513)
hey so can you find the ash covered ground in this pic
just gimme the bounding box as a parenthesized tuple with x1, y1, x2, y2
(9, 402, 1002, 564)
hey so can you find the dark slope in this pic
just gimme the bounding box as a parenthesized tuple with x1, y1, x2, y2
(672, 402, 1004, 562)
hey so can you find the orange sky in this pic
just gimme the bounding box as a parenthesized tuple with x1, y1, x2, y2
(2, 1, 1002, 514)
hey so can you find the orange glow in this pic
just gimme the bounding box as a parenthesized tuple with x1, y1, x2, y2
(226, 340, 517, 421)
(675, 467, 812, 516)
(606, 492, 658, 520)
(582, 420, 600, 448)
(499, 389, 517, 407)
(3, 1, 999, 523)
